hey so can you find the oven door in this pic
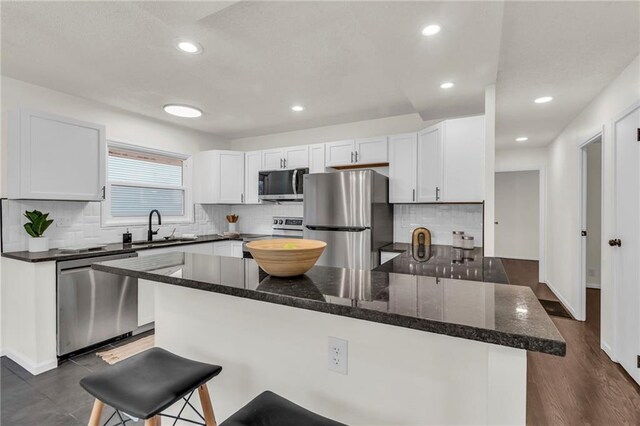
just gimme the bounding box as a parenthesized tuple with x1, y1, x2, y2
(259, 168, 307, 201)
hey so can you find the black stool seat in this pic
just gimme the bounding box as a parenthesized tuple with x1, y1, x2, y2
(80, 347, 222, 419)
(220, 391, 347, 426)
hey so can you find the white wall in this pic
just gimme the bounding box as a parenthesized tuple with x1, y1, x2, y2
(483, 85, 496, 256)
(231, 113, 436, 151)
(585, 142, 602, 288)
(545, 54, 639, 354)
(495, 147, 548, 172)
(495, 171, 539, 260)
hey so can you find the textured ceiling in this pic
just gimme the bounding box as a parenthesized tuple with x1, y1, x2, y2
(1, 1, 638, 146)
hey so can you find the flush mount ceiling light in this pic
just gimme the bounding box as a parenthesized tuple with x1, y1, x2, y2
(440, 82, 454, 89)
(534, 96, 553, 104)
(163, 104, 202, 118)
(291, 105, 305, 112)
(516, 137, 528, 142)
(421, 24, 441, 36)
(176, 40, 203, 54)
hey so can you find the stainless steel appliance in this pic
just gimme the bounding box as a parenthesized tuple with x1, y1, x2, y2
(57, 252, 138, 356)
(303, 170, 393, 270)
(259, 168, 308, 201)
(243, 216, 303, 258)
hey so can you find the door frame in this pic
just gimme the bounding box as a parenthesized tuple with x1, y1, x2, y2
(577, 129, 604, 322)
(493, 166, 547, 283)
(610, 100, 640, 368)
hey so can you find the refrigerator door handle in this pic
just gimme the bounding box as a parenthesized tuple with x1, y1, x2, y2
(305, 225, 368, 232)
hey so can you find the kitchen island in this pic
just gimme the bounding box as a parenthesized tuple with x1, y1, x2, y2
(94, 252, 565, 425)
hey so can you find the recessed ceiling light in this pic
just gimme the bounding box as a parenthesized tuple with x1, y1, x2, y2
(177, 40, 203, 54)
(440, 82, 454, 89)
(291, 105, 305, 112)
(534, 96, 553, 104)
(516, 137, 528, 142)
(421, 24, 441, 36)
(163, 104, 202, 118)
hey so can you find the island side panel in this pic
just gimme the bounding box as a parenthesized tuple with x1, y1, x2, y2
(155, 283, 526, 425)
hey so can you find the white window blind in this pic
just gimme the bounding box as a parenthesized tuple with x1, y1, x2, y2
(108, 147, 186, 218)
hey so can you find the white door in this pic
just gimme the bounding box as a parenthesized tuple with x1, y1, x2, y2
(219, 151, 244, 203)
(355, 136, 388, 164)
(613, 103, 640, 384)
(388, 133, 417, 203)
(495, 171, 540, 260)
(442, 116, 485, 202)
(284, 145, 309, 169)
(325, 140, 355, 167)
(262, 148, 284, 170)
(244, 150, 262, 204)
(417, 124, 443, 202)
(308, 143, 326, 173)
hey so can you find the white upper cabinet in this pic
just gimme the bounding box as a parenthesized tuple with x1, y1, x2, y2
(388, 133, 417, 203)
(308, 143, 327, 174)
(195, 150, 245, 204)
(441, 116, 485, 202)
(355, 136, 388, 164)
(262, 148, 284, 170)
(325, 140, 355, 167)
(416, 123, 443, 202)
(284, 145, 309, 169)
(244, 150, 262, 204)
(261, 145, 308, 170)
(7, 108, 106, 200)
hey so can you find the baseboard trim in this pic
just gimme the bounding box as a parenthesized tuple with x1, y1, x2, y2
(3, 349, 57, 376)
(543, 280, 579, 320)
(601, 341, 616, 362)
(586, 282, 601, 289)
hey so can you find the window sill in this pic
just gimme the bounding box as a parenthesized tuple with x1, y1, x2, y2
(101, 216, 195, 228)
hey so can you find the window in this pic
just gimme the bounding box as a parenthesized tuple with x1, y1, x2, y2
(102, 142, 192, 226)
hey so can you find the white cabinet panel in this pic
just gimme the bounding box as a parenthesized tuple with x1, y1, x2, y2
(355, 136, 388, 164)
(244, 150, 262, 204)
(309, 143, 326, 174)
(284, 145, 309, 169)
(325, 140, 355, 167)
(213, 241, 232, 257)
(195, 150, 244, 204)
(417, 124, 443, 202)
(388, 133, 417, 203)
(262, 149, 284, 170)
(231, 241, 244, 258)
(442, 116, 485, 202)
(389, 273, 418, 316)
(7, 109, 106, 200)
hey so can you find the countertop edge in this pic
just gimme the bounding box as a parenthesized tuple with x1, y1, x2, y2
(92, 262, 567, 357)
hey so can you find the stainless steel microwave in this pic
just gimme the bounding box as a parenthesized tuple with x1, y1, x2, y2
(259, 168, 308, 201)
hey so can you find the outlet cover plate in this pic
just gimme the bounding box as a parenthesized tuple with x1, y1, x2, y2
(328, 336, 348, 375)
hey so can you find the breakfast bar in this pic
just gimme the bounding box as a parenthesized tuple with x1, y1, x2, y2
(93, 252, 565, 425)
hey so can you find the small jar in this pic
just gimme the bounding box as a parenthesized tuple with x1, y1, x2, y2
(452, 231, 465, 248)
(461, 235, 475, 250)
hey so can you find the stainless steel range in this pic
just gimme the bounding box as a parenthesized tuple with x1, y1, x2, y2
(242, 216, 303, 258)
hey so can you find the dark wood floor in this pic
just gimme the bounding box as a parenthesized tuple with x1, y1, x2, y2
(502, 259, 640, 425)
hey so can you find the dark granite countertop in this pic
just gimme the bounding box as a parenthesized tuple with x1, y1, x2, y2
(376, 243, 509, 284)
(93, 252, 566, 356)
(1, 233, 270, 263)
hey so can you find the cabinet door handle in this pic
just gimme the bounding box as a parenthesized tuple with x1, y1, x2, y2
(284, 158, 287, 168)
(351, 152, 354, 163)
(280, 158, 283, 168)
(435, 187, 440, 201)
(412, 189, 416, 202)
(101, 186, 105, 200)
(355, 151, 359, 163)
(241, 193, 244, 203)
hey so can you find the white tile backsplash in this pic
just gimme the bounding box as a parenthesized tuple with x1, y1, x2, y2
(225, 203, 304, 235)
(393, 204, 483, 246)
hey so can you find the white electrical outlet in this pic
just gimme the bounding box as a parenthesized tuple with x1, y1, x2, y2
(327, 336, 348, 375)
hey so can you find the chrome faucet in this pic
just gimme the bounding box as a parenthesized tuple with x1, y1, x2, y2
(148, 209, 162, 242)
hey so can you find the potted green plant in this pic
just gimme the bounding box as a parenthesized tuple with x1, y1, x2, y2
(24, 210, 54, 252)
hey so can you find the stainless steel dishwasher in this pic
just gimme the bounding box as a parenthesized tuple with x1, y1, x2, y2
(57, 252, 138, 356)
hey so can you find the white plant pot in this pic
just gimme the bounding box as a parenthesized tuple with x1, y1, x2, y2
(28, 236, 49, 253)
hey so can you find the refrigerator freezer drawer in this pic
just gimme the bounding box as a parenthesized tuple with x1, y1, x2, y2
(304, 227, 375, 270)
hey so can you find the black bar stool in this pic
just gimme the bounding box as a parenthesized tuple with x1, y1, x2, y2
(220, 391, 347, 426)
(80, 347, 222, 426)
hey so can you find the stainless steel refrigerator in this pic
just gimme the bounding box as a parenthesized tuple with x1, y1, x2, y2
(303, 170, 393, 270)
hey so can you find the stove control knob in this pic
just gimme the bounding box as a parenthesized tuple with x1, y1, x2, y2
(278, 220, 284, 225)
(273, 219, 278, 225)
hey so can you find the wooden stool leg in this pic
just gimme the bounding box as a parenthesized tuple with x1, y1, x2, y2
(198, 384, 217, 426)
(145, 416, 161, 426)
(88, 399, 104, 426)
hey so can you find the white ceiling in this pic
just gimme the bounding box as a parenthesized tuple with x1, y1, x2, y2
(1, 1, 638, 147)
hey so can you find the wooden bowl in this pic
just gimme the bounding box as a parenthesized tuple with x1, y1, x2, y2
(246, 239, 326, 277)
